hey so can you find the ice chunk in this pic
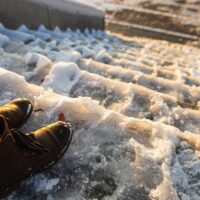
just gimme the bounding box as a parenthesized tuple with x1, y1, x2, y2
(75, 46, 95, 58)
(42, 62, 81, 95)
(25, 53, 53, 83)
(33, 175, 59, 192)
(0, 33, 10, 47)
(95, 49, 112, 64)
(25, 53, 52, 68)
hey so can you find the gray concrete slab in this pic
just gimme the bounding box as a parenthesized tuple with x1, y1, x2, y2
(0, 0, 105, 30)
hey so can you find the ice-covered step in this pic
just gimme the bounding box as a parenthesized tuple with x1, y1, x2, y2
(1, 67, 200, 200)
(78, 59, 200, 108)
(69, 76, 200, 135)
(111, 59, 200, 87)
(129, 62, 200, 85)
(112, 59, 177, 80)
(35, 61, 176, 107)
(69, 71, 176, 114)
(0, 24, 35, 43)
(126, 40, 200, 71)
(130, 53, 198, 71)
(5, 24, 194, 74)
(114, 52, 177, 67)
(110, 59, 162, 76)
(22, 39, 200, 89)
(111, 59, 200, 86)
(111, 55, 198, 85)
(31, 61, 200, 135)
(110, 40, 200, 76)
(2, 50, 196, 136)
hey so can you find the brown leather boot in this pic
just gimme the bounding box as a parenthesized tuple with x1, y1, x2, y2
(0, 115, 73, 197)
(0, 98, 33, 129)
(0, 115, 10, 141)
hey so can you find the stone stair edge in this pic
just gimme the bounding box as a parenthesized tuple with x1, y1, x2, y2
(0, 0, 105, 30)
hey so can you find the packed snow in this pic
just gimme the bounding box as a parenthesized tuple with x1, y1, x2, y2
(0, 24, 199, 200)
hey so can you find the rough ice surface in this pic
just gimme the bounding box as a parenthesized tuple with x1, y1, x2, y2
(0, 24, 200, 200)
(0, 68, 181, 200)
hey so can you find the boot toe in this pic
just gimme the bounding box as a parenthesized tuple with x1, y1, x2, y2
(53, 121, 73, 146)
(0, 98, 33, 129)
(12, 98, 33, 117)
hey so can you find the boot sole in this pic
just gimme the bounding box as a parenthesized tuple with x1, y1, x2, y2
(0, 123, 73, 198)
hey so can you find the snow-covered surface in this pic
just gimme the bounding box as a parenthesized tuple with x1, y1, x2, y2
(0, 24, 200, 199)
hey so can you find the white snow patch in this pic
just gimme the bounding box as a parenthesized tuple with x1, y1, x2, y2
(42, 62, 82, 95)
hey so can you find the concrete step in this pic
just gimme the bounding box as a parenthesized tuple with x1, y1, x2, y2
(110, 7, 200, 37)
(106, 19, 199, 43)
(0, 0, 105, 30)
(139, 1, 200, 17)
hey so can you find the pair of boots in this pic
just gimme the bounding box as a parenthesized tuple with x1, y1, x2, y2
(0, 98, 73, 197)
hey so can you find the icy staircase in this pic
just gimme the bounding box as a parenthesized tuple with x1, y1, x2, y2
(105, 0, 200, 43)
(0, 24, 200, 200)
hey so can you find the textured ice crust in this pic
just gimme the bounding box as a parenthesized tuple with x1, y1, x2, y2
(0, 67, 184, 200)
(1, 68, 199, 200)
(0, 24, 200, 199)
